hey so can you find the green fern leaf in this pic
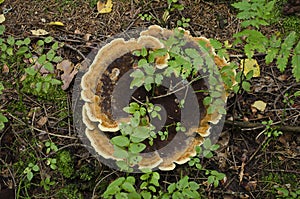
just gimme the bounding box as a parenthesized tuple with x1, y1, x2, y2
(277, 32, 296, 72)
(292, 41, 300, 82)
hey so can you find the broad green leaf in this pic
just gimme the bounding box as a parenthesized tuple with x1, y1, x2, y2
(0, 113, 8, 123)
(7, 36, 15, 46)
(111, 135, 130, 147)
(27, 172, 33, 181)
(44, 62, 54, 72)
(242, 81, 251, 92)
(38, 54, 47, 65)
(24, 38, 31, 45)
(167, 183, 176, 193)
(126, 176, 136, 184)
(141, 47, 147, 57)
(129, 143, 146, 153)
(44, 36, 54, 43)
(121, 182, 136, 193)
(51, 42, 59, 50)
(132, 126, 150, 139)
(113, 146, 129, 158)
(203, 139, 212, 149)
(46, 49, 55, 61)
(16, 46, 29, 55)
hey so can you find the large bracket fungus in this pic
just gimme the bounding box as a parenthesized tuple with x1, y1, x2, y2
(76, 25, 230, 172)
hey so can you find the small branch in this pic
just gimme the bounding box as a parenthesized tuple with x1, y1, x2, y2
(225, 120, 300, 133)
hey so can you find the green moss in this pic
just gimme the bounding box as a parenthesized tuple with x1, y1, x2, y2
(282, 16, 300, 38)
(57, 150, 75, 178)
(57, 184, 84, 199)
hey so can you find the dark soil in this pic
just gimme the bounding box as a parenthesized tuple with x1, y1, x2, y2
(1, 0, 300, 199)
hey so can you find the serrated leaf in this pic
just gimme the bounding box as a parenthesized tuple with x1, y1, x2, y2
(277, 31, 296, 72)
(292, 41, 300, 82)
(265, 48, 279, 64)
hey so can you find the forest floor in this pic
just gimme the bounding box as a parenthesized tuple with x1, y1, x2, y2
(0, 0, 300, 198)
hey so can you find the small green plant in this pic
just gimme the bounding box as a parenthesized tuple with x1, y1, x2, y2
(45, 140, 58, 154)
(45, 158, 57, 170)
(275, 186, 300, 199)
(140, 171, 160, 199)
(262, 120, 283, 138)
(177, 17, 190, 28)
(231, 0, 300, 82)
(112, 102, 161, 171)
(160, 176, 200, 199)
(202, 139, 220, 159)
(232, 0, 276, 29)
(102, 176, 140, 199)
(23, 162, 40, 181)
(205, 170, 226, 188)
(262, 119, 283, 148)
(139, 13, 153, 22)
(40, 176, 55, 191)
(0, 25, 64, 98)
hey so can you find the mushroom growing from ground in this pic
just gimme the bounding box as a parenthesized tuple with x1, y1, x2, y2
(79, 25, 231, 171)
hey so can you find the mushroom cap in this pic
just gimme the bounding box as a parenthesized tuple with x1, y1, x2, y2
(80, 25, 230, 171)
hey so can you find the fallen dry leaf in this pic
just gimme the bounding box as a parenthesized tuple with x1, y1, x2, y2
(241, 58, 260, 77)
(2, 64, 9, 73)
(57, 60, 78, 90)
(48, 21, 64, 26)
(97, 0, 113, 13)
(31, 29, 49, 36)
(251, 100, 267, 112)
(37, 116, 48, 127)
(0, 14, 5, 24)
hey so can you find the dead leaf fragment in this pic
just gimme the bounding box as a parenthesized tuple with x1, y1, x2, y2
(241, 58, 260, 77)
(251, 100, 267, 112)
(57, 60, 78, 90)
(97, 0, 113, 13)
(0, 14, 5, 24)
(48, 21, 64, 26)
(31, 29, 49, 36)
(2, 64, 9, 73)
(37, 116, 48, 127)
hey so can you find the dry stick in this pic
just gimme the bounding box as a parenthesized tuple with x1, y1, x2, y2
(224, 120, 300, 133)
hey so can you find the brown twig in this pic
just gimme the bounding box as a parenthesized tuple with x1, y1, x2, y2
(225, 120, 300, 133)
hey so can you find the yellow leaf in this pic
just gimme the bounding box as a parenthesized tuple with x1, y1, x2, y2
(48, 21, 64, 26)
(31, 29, 49, 36)
(251, 100, 267, 112)
(0, 14, 5, 24)
(97, 0, 113, 14)
(0, 0, 4, 5)
(241, 58, 260, 77)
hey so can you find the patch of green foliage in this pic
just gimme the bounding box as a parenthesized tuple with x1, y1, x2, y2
(230, 0, 300, 82)
(57, 150, 75, 178)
